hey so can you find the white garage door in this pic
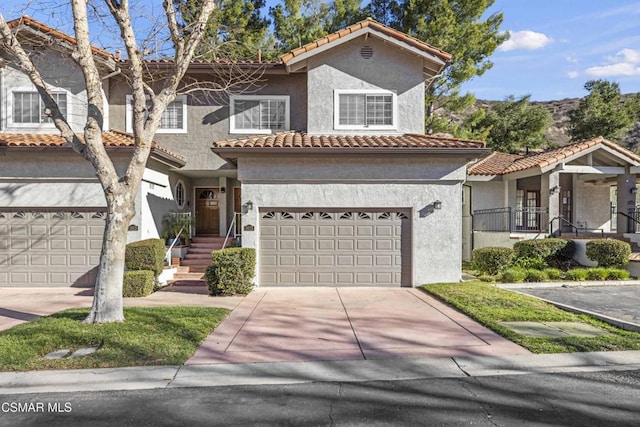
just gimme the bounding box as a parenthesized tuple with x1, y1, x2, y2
(260, 209, 411, 286)
(0, 209, 106, 287)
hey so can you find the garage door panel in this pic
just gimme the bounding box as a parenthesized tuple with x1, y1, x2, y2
(260, 209, 410, 286)
(0, 210, 105, 287)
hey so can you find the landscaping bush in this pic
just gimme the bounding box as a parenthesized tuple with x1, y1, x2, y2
(565, 269, 588, 281)
(123, 270, 155, 297)
(472, 247, 514, 275)
(543, 268, 563, 280)
(586, 239, 631, 268)
(205, 248, 256, 296)
(585, 267, 608, 281)
(125, 238, 165, 276)
(501, 267, 527, 283)
(606, 268, 631, 280)
(513, 238, 575, 269)
(509, 256, 547, 270)
(477, 275, 496, 283)
(525, 269, 548, 282)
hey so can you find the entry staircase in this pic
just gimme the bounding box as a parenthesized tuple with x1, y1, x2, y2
(168, 236, 226, 286)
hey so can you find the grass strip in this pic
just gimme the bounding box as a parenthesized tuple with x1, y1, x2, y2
(0, 306, 228, 371)
(423, 281, 640, 353)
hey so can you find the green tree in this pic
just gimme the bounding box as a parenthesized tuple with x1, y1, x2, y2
(569, 79, 640, 142)
(366, 0, 508, 134)
(325, 0, 366, 33)
(177, 0, 276, 60)
(471, 95, 552, 153)
(270, 0, 330, 52)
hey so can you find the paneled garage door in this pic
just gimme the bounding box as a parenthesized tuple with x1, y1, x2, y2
(0, 209, 106, 287)
(260, 209, 411, 286)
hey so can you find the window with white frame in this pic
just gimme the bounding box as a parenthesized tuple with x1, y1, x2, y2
(229, 95, 289, 134)
(334, 90, 397, 130)
(12, 91, 67, 124)
(126, 94, 187, 133)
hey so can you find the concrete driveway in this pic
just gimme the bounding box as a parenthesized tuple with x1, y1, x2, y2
(187, 287, 529, 365)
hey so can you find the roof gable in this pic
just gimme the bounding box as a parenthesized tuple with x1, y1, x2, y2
(281, 18, 450, 76)
(468, 137, 640, 177)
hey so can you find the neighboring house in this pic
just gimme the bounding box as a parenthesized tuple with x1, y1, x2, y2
(465, 137, 640, 260)
(0, 17, 488, 288)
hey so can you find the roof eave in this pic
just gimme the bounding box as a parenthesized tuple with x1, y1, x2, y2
(212, 146, 489, 159)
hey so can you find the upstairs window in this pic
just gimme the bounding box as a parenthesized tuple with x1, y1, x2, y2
(12, 91, 67, 125)
(334, 90, 397, 130)
(229, 95, 289, 134)
(126, 95, 187, 133)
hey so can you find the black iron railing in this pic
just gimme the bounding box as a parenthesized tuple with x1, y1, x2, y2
(473, 207, 548, 232)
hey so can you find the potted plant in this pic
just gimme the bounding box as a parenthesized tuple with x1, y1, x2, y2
(162, 212, 195, 246)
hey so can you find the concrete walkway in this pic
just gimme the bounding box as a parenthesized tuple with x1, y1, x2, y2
(187, 287, 529, 365)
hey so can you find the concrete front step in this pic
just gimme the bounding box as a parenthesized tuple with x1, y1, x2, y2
(172, 272, 205, 280)
(168, 279, 207, 287)
(184, 253, 212, 259)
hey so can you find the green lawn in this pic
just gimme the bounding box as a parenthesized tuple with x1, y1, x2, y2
(0, 306, 228, 371)
(423, 281, 640, 353)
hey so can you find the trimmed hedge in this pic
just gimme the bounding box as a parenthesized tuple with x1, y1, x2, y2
(544, 268, 563, 280)
(205, 248, 256, 296)
(525, 269, 548, 282)
(501, 267, 527, 283)
(123, 270, 155, 297)
(513, 238, 575, 269)
(565, 269, 588, 281)
(586, 239, 631, 267)
(125, 238, 165, 276)
(472, 247, 514, 275)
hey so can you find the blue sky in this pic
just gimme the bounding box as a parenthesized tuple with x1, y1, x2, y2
(3, 1, 640, 101)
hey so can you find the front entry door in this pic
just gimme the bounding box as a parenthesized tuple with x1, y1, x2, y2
(196, 188, 220, 235)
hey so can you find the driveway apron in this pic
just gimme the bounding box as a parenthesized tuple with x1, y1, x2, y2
(187, 288, 529, 365)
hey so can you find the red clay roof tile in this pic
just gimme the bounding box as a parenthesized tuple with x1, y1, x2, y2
(0, 131, 185, 163)
(468, 137, 640, 176)
(213, 132, 485, 150)
(281, 18, 451, 65)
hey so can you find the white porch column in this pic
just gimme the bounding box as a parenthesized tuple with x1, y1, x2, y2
(542, 171, 560, 233)
(617, 168, 636, 233)
(219, 176, 227, 237)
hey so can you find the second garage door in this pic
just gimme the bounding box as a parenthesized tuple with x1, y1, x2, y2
(260, 209, 411, 286)
(0, 209, 106, 287)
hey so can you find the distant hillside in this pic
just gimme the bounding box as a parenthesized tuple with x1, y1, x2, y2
(453, 94, 640, 149)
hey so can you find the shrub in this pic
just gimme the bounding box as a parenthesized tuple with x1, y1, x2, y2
(606, 268, 631, 280)
(544, 268, 563, 280)
(472, 247, 514, 275)
(206, 248, 256, 296)
(509, 256, 547, 270)
(123, 270, 155, 297)
(586, 239, 631, 267)
(565, 269, 588, 281)
(585, 267, 608, 281)
(525, 269, 548, 283)
(513, 238, 575, 269)
(125, 238, 165, 276)
(501, 267, 527, 283)
(478, 275, 496, 283)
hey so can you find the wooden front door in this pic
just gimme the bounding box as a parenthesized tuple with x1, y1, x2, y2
(196, 188, 220, 235)
(233, 187, 242, 213)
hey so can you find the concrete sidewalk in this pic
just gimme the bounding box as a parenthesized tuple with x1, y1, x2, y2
(1, 350, 639, 395)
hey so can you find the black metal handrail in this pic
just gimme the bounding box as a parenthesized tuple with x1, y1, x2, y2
(473, 207, 548, 232)
(549, 216, 604, 237)
(617, 211, 640, 233)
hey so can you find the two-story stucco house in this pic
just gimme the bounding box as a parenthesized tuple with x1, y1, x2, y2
(0, 16, 488, 288)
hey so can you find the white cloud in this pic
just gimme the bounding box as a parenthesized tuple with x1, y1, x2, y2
(567, 71, 579, 79)
(565, 54, 579, 64)
(586, 48, 640, 77)
(500, 30, 553, 52)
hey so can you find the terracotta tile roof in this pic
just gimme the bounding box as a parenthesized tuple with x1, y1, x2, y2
(281, 18, 452, 65)
(8, 16, 115, 61)
(213, 132, 485, 150)
(468, 137, 640, 176)
(0, 130, 185, 164)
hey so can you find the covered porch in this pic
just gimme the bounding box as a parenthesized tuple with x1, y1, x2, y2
(464, 137, 640, 259)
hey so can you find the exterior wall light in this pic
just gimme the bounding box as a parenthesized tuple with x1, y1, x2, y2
(244, 201, 253, 211)
(631, 187, 638, 195)
(433, 200, 442, 210)
(220, 187, 226, 194)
